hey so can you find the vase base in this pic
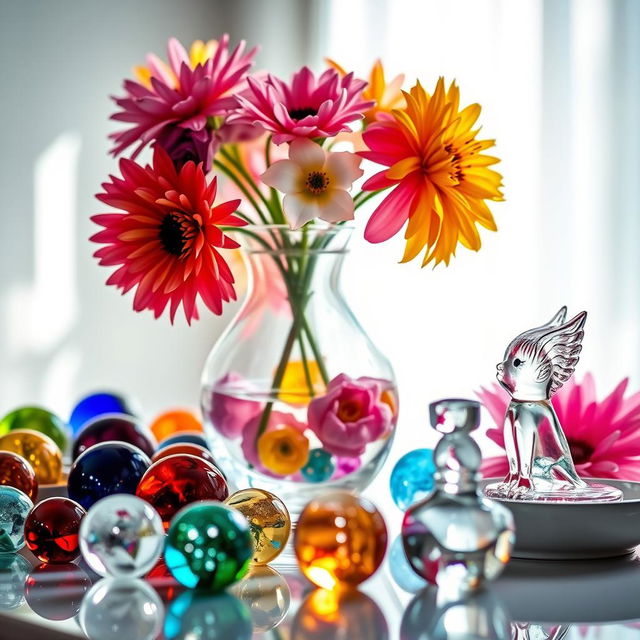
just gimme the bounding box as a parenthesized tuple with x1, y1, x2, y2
(484, 480, 623, 503)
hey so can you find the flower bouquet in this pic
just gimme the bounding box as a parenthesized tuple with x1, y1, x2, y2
(92, 35, 503, 502)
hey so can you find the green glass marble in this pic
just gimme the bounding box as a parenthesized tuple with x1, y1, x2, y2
(0, 407, 68, 453)
(165, 502, 253, 591)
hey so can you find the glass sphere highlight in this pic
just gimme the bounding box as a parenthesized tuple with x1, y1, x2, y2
(0, 485, 33, 552)
(136, 454, 228, 530)
(0, 450, 38, 500)
(79, 494, 164, 578)
(294, 491, 388, 589)
(25, 563, 91, 620)
(0, 429, 62, 485)
(72, 413, 156, 460)
(151, 442, 217, 467)
(224, 488, 290, 565)
(149, 409, 202, 443)
(165, 502, 253, 590)
(0, 406, 68, 453)
(390, 448, 436, 510)
(69, 391, 137, 434)
(25, 497, 86, 563)
(67, 442, 150, 510)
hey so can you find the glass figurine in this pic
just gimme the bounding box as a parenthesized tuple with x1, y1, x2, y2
(402, 399, 515, 593)
(484, 307, 622, 502)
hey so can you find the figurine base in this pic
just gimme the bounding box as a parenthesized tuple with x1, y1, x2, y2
(484, 480, 623, 503)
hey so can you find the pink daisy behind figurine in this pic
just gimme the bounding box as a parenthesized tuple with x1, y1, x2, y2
(478, 374, 640, 481)
(230, 66, 373, 144)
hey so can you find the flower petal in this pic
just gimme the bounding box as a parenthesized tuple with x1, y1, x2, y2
(288, 138, 326, 169)
(318, 189, 355, 224)
(261, 160, 304, 193)
(283, 193, 320, 229)
(325, 151, 364, 189)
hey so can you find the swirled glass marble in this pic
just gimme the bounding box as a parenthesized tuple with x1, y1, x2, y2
(25, 563, 91, 620)
(0, 406, 68, 453)
(0, 451, 38, 500)
(25, 497, 86, 563)
(165, 502, 253, 590)
(390, 448, 436, 510)
(69, 392, 137, 434)
(225, 488, 290, 565)
(149, 409, 202, 443)
(294, 491, 388, 589)
(0, 486, 33, 552)
(0, 430, 62, 485)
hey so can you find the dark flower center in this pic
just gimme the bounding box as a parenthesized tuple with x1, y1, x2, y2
(278, 441, 293, 456)
(159, 213, 186, 256)
(305, 171, 329, 195)
(288, 106, 318, 121)
(568, 439, 594, 465)
(337, 400, 364, 423)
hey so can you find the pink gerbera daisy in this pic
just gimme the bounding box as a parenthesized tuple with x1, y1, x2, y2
(478, 374, 640, 480)
(91, 146, 246, 324)
(110, 36, 257, 160)
(229, 66, 373, 144)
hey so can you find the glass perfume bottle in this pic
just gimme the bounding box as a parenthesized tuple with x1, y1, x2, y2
(484, 307, 622, 502)
(402, 399, 515, 594)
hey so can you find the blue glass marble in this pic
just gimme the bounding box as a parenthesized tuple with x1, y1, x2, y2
(390, 448, 436, 511)
(301, 448, 335, 483)
(0, 554, 31, 610)
(0, 486, 34, 553)
(67, 442, 150, 510)
(157, 432, 210, 451)
(389, 535, 426, 593)
(69, 392, 137, 434)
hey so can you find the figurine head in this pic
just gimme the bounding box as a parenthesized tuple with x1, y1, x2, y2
(496, 307, 586, 401)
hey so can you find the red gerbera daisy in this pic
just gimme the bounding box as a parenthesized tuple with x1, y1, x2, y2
(91, 146, 246, 323)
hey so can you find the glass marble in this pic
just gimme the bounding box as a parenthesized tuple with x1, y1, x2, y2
(72, 413, 157, 460)
(79, 494, 164, 578)
(69, 391, 137, 434)
(165, 501, 253, 591)
(0, 406, 68, 453)
(224, 488, 290, 565)
(390, 448, 436, 510)
(0, 429, 62, 485)
(389, 535, 426, 593)
(0, 554, 31, 610)
(157, 431, 210, 451)
(0, 485, 33, 552)
(79, 578, 164, 640)
(136, 454, 228, 531)
(151, 442, 218, 468)
(67, 442, 151, 510)
(149, 409, 203, 443)
(0, 450, 38, 500)
(301, 448, 336, 483)
(24, 563, 91, 620)
(164, 591, 252, 640)
(24, 496, 86, 563)
(146, 558, 184, 603)
(294, 491, 388, 590)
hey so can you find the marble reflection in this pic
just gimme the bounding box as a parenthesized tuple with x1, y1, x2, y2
(511, 623, 570, 639)
(0, 553, 31, 610)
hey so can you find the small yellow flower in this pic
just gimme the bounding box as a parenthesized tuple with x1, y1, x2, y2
(279, 359, 325, 405)
(257, 425, 310, 475)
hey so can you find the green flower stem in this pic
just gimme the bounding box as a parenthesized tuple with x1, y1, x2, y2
(353, 188, 388, 210)
(213, 159, 269, 225)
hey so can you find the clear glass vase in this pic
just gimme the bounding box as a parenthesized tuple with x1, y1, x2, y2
(201, 225, 397, 513)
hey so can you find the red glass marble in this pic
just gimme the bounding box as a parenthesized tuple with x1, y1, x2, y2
(72, 413, 157, 460)
(0, 451, 38, 500)
(25, 497, 86, 563)
(136, 454, 229, 530)
(151, 442, 217, 467)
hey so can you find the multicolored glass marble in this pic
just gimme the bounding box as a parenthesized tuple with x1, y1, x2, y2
(156, 431, 210, 451)
(25, 563, 91, 620)
(72, 413, 156, 460)
(24, 497, 86, 563)
(67, 442, 150, 510)
(390, 448, 436, 510)
(69, 391, 137, 434)
(301, 448, 335, 483)
(294, 491, 388, 589)
(0, 429, 62, 485)
(0, 554, 30, 610)
(149, 409, 202, 443)
(79, 578, 164, 640)
(136, 454, 228, 530)
(388, 535, 426, 593)
(0, 485, 33, 552)
(0, 450, 38, 500)
(79, 494, 164, 578)
(224, 488, 290, 565)
(0, 406, 68, 453)
(151, 442, 217, 467)
(165, 502, 253, 590)
(164, 591, 252, 640)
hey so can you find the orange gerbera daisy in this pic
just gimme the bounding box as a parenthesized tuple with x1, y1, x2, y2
(360, 78, 503, 266)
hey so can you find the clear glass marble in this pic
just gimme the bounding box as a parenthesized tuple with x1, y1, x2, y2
(402, 399, 515, 594)
(0, 554, 30, 610)
(484, 307, 622, 502)
(79, 494, 164, 578)
(0, 485, 33, 553)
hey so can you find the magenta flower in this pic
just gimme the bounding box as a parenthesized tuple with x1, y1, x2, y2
(229, 66, 373, 144)
(478, 374, 640, 480)
(307, 374, 393, 458)
(208, 373, 263, 439)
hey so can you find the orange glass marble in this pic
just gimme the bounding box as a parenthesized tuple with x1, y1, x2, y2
(294, 492, 388, 590)
(149, 409, 202, 443)
(0, 451, 38, 500)
(0, 429, 62, 485)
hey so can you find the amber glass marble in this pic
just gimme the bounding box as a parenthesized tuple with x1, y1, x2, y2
(0, 429, 62, 484)
(0, 451, 38, 500)
(149, 409, 202, 443)
(225, 488, 291, 565)
(294, 492, 388, 590)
